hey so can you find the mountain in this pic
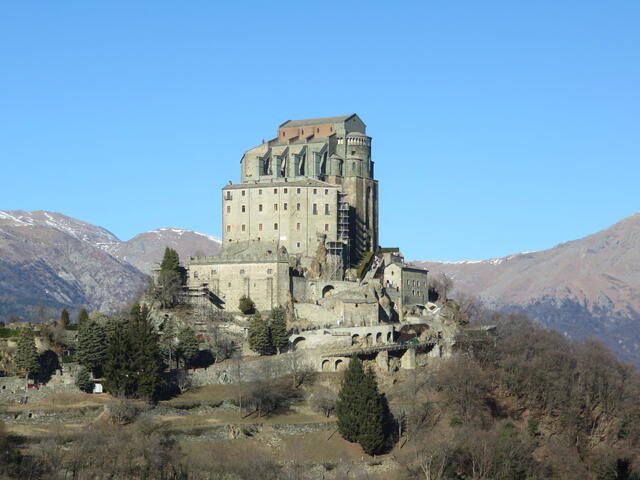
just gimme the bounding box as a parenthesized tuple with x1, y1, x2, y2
(414, 212, 640, 364)
(106, 228, 221, 274)
(0, 211, 221, 321)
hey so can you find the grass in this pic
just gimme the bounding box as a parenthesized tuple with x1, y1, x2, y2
(1, 393, 110, 412)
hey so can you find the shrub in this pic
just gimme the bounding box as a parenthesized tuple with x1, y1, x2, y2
(105, 399, 144, 424)
(310, 386, 338, 417)
(238, 296, 256, 315)
(75, 367, 94, 393)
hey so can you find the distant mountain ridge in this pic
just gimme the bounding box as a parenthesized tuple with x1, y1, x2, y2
(413, 211, 640, 364)
(0, 210, 221, 320)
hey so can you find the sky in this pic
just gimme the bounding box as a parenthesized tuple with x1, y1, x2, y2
(0, 1, 638, 261)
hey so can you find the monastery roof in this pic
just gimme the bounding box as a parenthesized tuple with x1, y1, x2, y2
(279, 114, 356, 128)
(223, 178, 339, 190)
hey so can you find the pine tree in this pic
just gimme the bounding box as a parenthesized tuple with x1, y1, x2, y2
(269, 306, 289, 354)
(160, 247, 180, 273)
(358, 367, 385, 455)
(75, 366, 93, 393)
(15, 326, 39, 380)
(247, 312, 272, 355)
(336, 357, 366, 442)
(103, 319, 133, 397)
(77, 308, 89, 326)
(128, 304, 162, 400)
(60, 309, 70, 328)
(76, 320, 107, 377)
(177, 326, 199, 368)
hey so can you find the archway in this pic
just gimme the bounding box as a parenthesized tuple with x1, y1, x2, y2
(365, 333, 373, 346)
(376, 332, 382, 344)
(387, 332, 392, 342)
(321, 359, 330, 372)
(322, 285, 335, 298)
(335, 359, 345, 371)
(292, 337, 306, 349)
(351, 334, 360, 346)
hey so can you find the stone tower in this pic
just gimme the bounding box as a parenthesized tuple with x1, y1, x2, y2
(224, 114, 378, 266)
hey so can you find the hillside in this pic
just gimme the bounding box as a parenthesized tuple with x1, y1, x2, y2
(0, 211, 221, 320)
(414, 211, 640, 364)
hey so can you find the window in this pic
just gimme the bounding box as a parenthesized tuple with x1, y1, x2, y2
(325, 189, 328, 195)
(228, 282, 231, 287)
(274, 223, 278, 230)
(317, 128, 320, 133)
(296, 188, 301, 194)
(296, 203, 301, 211)
(274, 203, 278, 211)
(296, 223, 301, 231)
(325, 204, 330, 215)
(267, 268, 273, 274)
(259, 204, 263, 212)
(283, 203, 288, 210)
(282, 132, 285, 137)
(313, 204, 318, 215)
(351, 150, 356, 155)
(240, 269, 245, 275)
(226, 205, 231, 213)
(313, 188, 317, 194)
(273, 188, 277, 194)
(241, 205, 246, 213)
(259, 223, 263, 231)
(242, 190, 246, 196)
(258, 189, 262, 195)
(324, 224, 329, 231)
(284, 188, 288, 194)
(296, 242, 301, 248)
(226, 225, 231, 232)
(194, 271, 199, 279)
(241, 224, 246, 232)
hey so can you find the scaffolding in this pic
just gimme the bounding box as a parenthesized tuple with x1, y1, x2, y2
(326, 196, 351, 280)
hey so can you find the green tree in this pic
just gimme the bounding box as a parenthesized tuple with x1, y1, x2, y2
(177, 326, 199, 368)
(15, 326, 39, 381)
(358, 367, 385, 455)
(269, 306, 289, 354)
(160, 247, 180, 273)
(75, 366, 93, 393)
(336, 357, 366, 442)
(238, 295, 255, 315)
(77, 308, 89, 326)
(76, 320, 107, 377)
(60, 309, 70, 328)
(103, 304, 163, 400)
(247, 312, 272, 355)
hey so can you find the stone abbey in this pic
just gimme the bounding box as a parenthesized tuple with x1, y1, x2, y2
(186, 114, 427, 318)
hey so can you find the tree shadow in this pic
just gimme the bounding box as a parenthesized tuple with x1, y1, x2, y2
(37, 350, 61, 384)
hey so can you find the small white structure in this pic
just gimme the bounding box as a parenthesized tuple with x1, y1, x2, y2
(92, 382, 103, 394)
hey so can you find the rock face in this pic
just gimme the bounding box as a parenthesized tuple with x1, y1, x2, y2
(414, 211, 640, 364)
(0, 211, 221, 321)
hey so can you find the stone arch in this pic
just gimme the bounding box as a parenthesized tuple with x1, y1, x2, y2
(335, 359, 345, 371)
(322, 285, 335, 298)
(292, 337, 306, 349)
(351, 334, 360, 346)
(321, 359, 331, 372)
(376, 332, 382, 344)
(387, 332, 392, 342)
(365, 333, 373, 346)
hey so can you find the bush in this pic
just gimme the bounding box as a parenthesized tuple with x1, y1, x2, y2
(310, 386, 338, 417)
(238, 295, 256, 315)
(105, 400, 145, 424)
(0, 327, 20, 338)
(75, 366, 94, 393)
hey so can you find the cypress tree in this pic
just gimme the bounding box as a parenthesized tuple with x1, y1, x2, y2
(15, 326, 39, 381)
(127, 304, 162, 400)
(103, 319, 134, 397)
(336, 357, 366, 442)
(76, 320, 107, 377)
(75, 366, 93, 393)
(177, 326, 199, 367)
(247, 312, 272, 355)
(77, 308, 89, 326)
(160, 247, 180, 273)
(60, 309, 70, 328)
(358, 367, 385, 455)
(269, 306, 289, 354)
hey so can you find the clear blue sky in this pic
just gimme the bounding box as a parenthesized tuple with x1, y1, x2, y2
(1, 2, 638, 261)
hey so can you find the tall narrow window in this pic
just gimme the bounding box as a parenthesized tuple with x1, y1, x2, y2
(313, 188, 317, 194)
(258, 189, 262, 195)
(313, 204, 318, 215)
(296, 188, 301, 194)
(325, 204, 330, 215)
(226, 205, 231, 213)
(296, 223, 301, 231)
(283, 203, 288, 211)
(226, 225, 231, 232)
(324, 224, 329, 231)
(274, 223, 278, 230)
(241, 224, 246, 232)
(259, 223, 263, 231)
(273, 188, 277, 194)
(241, 205, 246, 213)
(296, 203, 301, 211)
(242, 190, 246, 196)
(274, 203, 278, 211)
(259, 204, 263, 212)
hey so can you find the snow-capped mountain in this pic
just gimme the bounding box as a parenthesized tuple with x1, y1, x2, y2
(0, 210, 221, 321)
(413, 211, 640, 364)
